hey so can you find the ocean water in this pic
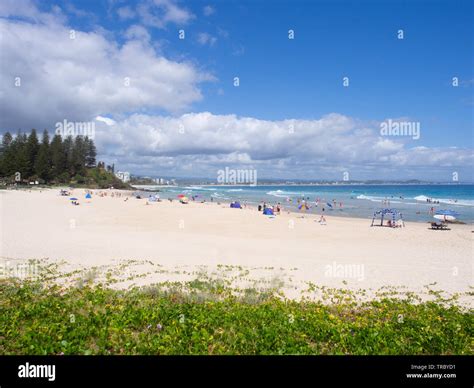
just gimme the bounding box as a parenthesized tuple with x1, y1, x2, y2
(135, 184, 474, 223)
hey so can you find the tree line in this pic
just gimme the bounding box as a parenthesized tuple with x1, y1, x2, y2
(0, 129, 97, 184)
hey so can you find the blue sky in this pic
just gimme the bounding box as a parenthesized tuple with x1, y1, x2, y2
(69, 0, 473, 145)
(1, 0, 473, 180)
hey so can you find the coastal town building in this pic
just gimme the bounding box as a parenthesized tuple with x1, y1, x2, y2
(115, 171, 130, 183)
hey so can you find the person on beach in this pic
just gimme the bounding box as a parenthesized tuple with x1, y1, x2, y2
(319, 215, 326, 225)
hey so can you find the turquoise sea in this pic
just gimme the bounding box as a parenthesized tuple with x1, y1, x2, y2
(136, 184, 474, 223)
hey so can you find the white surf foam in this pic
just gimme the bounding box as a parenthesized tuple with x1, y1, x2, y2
(414, 195, 474, 207)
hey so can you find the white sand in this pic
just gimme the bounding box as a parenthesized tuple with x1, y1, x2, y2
(1, 188, 472, 302)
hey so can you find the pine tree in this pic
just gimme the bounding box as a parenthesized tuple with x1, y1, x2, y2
(50, 134, 66, 180)
(72, 136, 87, 177)
(1, 132, 13, 148)
(13, 132, 29, 181)
(0, 132, 13, 176)
(25, 129, 40, 178)
(35, 130, 51, 182)
(1, 129, 99, 184)
(63, 135, 74, 177)
(85, 137, 97, 168)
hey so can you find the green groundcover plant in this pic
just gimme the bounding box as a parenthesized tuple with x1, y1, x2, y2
(1, 274, 472, 355)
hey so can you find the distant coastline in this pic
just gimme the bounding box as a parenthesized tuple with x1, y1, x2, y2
(132, 181, 474, 188)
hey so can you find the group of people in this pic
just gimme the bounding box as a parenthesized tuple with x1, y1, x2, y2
(312, 198, 343, 209)
(97, 190, 124, 198)
(257, 202, 281, 214)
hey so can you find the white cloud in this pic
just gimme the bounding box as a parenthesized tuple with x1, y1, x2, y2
(232, 44, 245, 56)
(117, 6, 135, 20)
(217, 27, 229, 38)
(92, 112, 474, 179)
(203, 5, 215, 16)
(197, 32, 217, 46)
(136, 0, 194, 29)
(95, 116, 116, 126)
(0, 0, 66, 25)
(0, 12, 214, 130)
(124, 24, 151, 41)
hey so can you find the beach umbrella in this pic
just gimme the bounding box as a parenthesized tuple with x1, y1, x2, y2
(177, 194, 185, 198)
(69, 197, 78, 201)
(434, 210, 459, 222)
(85, 193, 92, 199)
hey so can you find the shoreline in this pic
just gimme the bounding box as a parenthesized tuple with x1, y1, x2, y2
(133, 190, 471, 225)
(4, 184, 473, 224)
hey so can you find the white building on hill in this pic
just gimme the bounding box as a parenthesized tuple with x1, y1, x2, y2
(115, 171, 130, 183)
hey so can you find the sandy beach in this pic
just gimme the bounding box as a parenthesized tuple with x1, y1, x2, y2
(1, 188, 472, 302)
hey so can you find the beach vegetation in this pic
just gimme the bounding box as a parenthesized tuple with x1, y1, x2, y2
(1, 275, 472, 355)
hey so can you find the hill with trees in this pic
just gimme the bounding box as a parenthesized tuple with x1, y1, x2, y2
(0, 130, 131, 189)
